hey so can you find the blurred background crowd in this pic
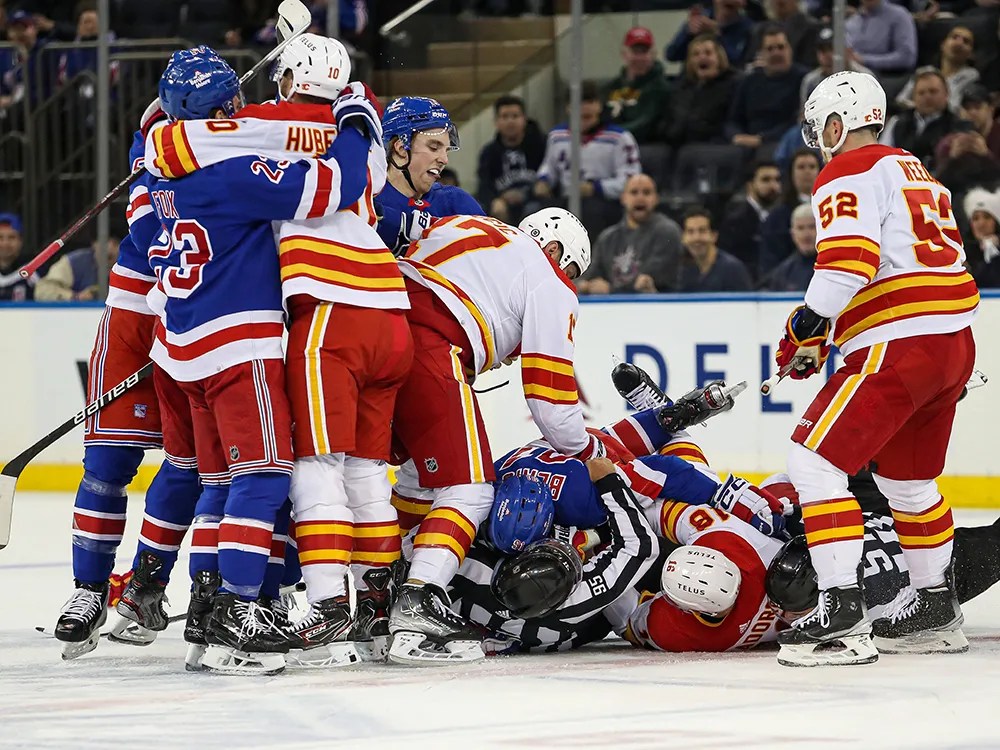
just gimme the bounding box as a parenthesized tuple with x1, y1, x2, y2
(2, 0, 1000, 302)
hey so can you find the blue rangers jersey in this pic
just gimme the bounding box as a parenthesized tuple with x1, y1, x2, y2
(375, 179, 484, 255)
(144, 122, 370, 381)
(106, 130, 162, 315)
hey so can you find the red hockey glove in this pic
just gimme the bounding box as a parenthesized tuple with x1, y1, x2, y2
(108, 569, 134, 608)
(775, 305, 831, 380)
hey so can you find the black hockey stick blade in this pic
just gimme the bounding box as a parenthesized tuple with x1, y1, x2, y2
(0, 362, 154, 550)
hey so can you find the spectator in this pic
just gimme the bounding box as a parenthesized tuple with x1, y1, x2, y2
(801, 26, 875, 105)
(964, 187, 1000, 288)
(534, 81, 641, 239)
(758, 149, 821, 276)
(665, 0, 754, 68)
(881, 69, 966, 169)
(717, 160, 783, 276)
(936, 84, 1000, 170)
(0, 213, 36, 301)
(750, 0, 819, 69)
(725, 26, 806, 150)
(677, 206, 752, 292)
(578, 174, 684, 295)
(663, 33, 740, 148)
(896, 26, 978, 113)
(760, 203, 816, 291)
(477, 94, 546, 224)
(773, 106, 822, 170)
(845, 0, 917, 75)
(56, 2, 118, 95)
(603, 26, 669, 145)
(3, 10, 53, 110)
(34, 235, 117, 301)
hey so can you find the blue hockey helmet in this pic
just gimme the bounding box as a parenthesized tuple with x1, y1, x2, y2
(381, 96, 460, 152)
(159, 46, 243, 121)
(486, 475, 555, 555)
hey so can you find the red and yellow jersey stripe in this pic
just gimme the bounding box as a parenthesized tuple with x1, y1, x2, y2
(815, 235, 881, 282)
(658, 439, 709, 466)
(521, 352, 578, 406)
(151, 122, 200, 179)
(833, 269, 979, 348)
(658, 500, 689, 544)
(279, 234, 405, 297)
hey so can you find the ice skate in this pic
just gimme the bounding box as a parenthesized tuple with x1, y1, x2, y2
(283, 595, 361, 669)
(873, 574, 968, 655)
(388, 583, 485, 666)
(777, 585, 878, 667)
(202, 594, 288, 676)
(351, 569, 392, 662)
(54, 581, 109, 661)
(183, 570, 220, 672)
(110, 550, 168, 645)
(611, 358, 669, 410)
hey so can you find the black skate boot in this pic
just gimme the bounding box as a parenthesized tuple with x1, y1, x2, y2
(183, 570, 220, 671)
(110, 551, 168, 646)
(284, 595, 360, 669)
(777, 585, 878, 667)
(388, 583, 485, 665)
(873, 567, 968, 654)
(54, 580, 109, 660)
(611, 360, 669, 411)
(351, 568, 393, 662)
(202, 593, 289, 675)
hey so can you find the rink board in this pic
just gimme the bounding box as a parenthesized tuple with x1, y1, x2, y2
(2, 293, 998, 504)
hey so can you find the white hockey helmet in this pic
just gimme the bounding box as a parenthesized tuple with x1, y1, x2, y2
(272, 33, 351, 102)
(518, 208, 591, 277)
(661, 545, 741, 617)
(802, 70, 886, 161)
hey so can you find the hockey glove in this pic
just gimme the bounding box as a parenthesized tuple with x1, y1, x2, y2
(333, 82, 383, 145)
(775, 305, 831, 380)
(709, 475, 788, 538)
(552, 525, 604, 560)
(108, 569, 134, 609)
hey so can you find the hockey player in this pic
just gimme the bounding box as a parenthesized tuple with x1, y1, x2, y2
(386, 207, 600, 665)
(376, 96, 484, 255)
(774, 71, 979, 666)
(53, 95, 202, 660)
(449, 457, 659, 652)
(144, 49, 372, 674)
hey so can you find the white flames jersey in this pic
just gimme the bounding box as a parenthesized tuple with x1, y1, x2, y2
(400, 215, 591, 457)
(806, 144, 979, 356)
(624, 502, 785, 652)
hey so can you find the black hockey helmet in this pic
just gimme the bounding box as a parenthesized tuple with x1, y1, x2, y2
(765, 535, 819, 613)
(491, 538, 584, 619)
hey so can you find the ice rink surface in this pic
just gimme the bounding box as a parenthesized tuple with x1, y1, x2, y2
(4, 493, 1000, 750)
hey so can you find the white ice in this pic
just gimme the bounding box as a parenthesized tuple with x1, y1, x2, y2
(4, 493, 1000, 750)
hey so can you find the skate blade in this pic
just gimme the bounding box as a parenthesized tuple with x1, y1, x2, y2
(115, 600, 168, 633)
(387, 631, 485, 666)
(107, 615, 157, 646)
(354, 635, 389, 663)
(285, 642, 362, 669)
(185, 644, 208, 672)
(200, 645, 285, 676)
(60, 630, 101, 661)
(777, 634, 879, 667)
(874, 628, 969, 655)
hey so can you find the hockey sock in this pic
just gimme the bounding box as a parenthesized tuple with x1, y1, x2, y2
(409, 483, 493, 588)
(188, 484, 228, 580)
(345, 457, 401, 591)
(260, 499, 292, 600)
(890, 495, 954, 589)
(291, 455, 352, 602)
(391, 486, 432, 536)
(132, 460, 200, 581)
(72, 445, 144, 584)
(800, 497, 866, 589)
(281, 519, 302, 586)
(219, 472, 290, 599)
(603, 408, 674, 455)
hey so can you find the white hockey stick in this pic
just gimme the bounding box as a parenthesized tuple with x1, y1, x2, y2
(760, 360, 799, 396)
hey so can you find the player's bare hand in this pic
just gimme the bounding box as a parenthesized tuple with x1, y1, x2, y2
(586, 457, 616, 481)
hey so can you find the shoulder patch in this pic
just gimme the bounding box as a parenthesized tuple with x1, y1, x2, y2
(813, 144, 908, 193)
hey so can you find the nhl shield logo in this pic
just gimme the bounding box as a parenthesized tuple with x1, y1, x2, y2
(229, 445, 240, 461)
(133, 404, 147, 419)
(424, 457, 439, 473)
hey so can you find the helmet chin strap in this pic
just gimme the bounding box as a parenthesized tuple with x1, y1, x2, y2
(390, 145, 420, 196)
(820, 121, 849, 162)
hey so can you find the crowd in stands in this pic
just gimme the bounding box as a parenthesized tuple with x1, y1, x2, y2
(5, 0, 1000, 299)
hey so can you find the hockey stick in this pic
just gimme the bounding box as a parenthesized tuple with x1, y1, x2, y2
(34, 612, 186, 638)
(0, 362, 153, 550)
(18, 0, 312, 280)
(759, 361, 799, 396)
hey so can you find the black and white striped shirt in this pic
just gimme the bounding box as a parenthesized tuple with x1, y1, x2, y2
(449, 473, 658, 652)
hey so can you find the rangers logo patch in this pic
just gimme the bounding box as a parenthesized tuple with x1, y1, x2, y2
(424, 457, 439, 473)
(133, 404, 147, 419)
(229, 445, 240, 461)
